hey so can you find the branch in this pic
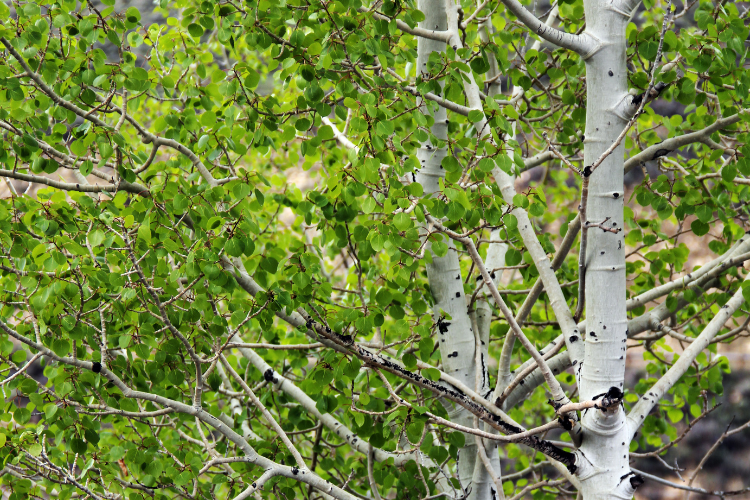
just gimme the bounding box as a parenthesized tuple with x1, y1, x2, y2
(556, 388, 623, 414)
(426, 216, 576, 415)
(437, 3, 580, 425)
(366, 445, 383, 500)
(474, 428, 505, 499)
(0, 120, 149, 193)
(503, 271, 722, 409)
(574, 173, 589, 322)
(227, 335, 436, 470)
(322, 117, 359, 151)
(626, 270, 750, 439)
(623, 111, 747, 174)
(1, 37, 225, 189)
(523, 150, 556, 171)
(219, 354, 306, 469)
(123, 232, 204, 409)
(495, 213, 582, 404)
(507, 478, 568, 500)
(496, 335, 565, 407)
(631, 468, 749, 497)
(221, 256, 577, 467)
(1, 38, 109, 130)
(496, 0, 597, 55)
(627, 279, 719, 340)
(360, 7, 453, 42)
(0, 169, 147, 195)
(0, 319, 359, 500)
(683, 417, 750, 494)
(626, 234, 750, 310)
(493, 168, 584, 378)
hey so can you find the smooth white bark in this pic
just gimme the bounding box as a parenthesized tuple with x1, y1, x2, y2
(414, 1, 495, 497)
(573, 0, 642, 496)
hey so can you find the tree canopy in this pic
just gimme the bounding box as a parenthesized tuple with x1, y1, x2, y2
(0, 0, 749, 499)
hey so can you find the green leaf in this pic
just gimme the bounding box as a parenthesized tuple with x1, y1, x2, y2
(106, 30, 121, 46)
(469, 54, 490, 74)
(663, 30, 678, 50)
(442, 156, 461, 172)
(225, 238, 245, 257)
(722, 164, 737, 182)
(188, 24, 204, 38)
(445, 202, 465, 222)
(691, 219, 709, 236)
(89, 230, 105, 247)
(667, 408, 683, 423)
(53, 14, 72, 28)
(255, 189, 265, 206)
(432, 240, 448, 257)
(244, 70, 260, 89)
(505, 248, 522, 266)
(447, 432, 465, 448)
(512, 193, 529, 209)
(260, 256, 279, 274)
(44, 403, 59, 420)
(468, 110, 484, 123)
(52, 339, 70, 357)
(173, 194, 189, 213)
(207, 216, 223, 230)
(393, 212, 412, 231)
(71, 438, 88, 454)
(219, 5, 235, 16)
(407, 421, 425, 443)
(403, 352, 417, 370)
(362, 197, 377, 214)
(421, 368, 440, 381)
(375, 288, 392, 307)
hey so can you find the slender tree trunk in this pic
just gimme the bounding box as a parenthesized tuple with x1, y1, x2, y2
(574, 0, 640, 498)
(415, 1, 500, 498)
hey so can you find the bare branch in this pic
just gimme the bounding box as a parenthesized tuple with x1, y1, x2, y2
(494, 0, 597, 55)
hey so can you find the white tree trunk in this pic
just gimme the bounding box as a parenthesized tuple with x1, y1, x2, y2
(574, 0, 641, 497)
(415, 1, 500, 498)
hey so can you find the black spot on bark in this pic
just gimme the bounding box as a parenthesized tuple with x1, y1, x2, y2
(652, 148, 670, 159)
(264, 369, 274, 382)
(558, 417, 573, 430)
(630, 474, 645, 489)
(92, 362, 102, 373)
(437, 318, 450, 333)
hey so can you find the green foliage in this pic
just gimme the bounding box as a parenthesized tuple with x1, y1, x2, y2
(0, 0, 748, 498)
